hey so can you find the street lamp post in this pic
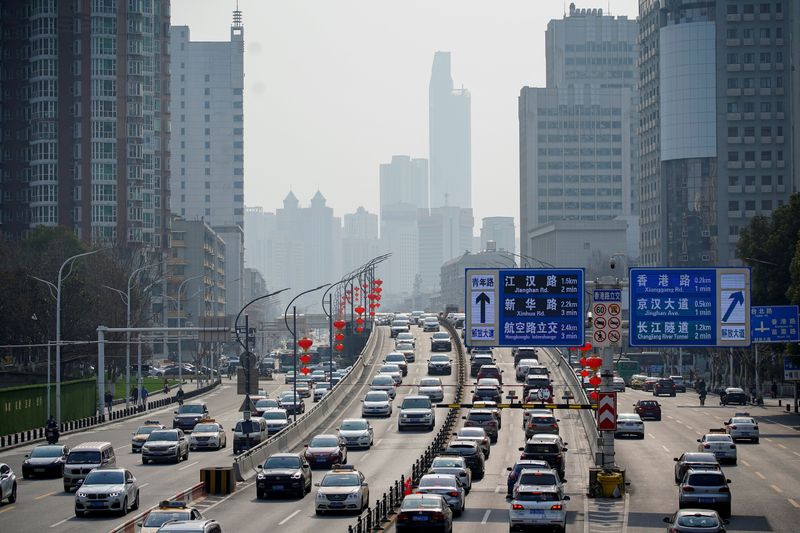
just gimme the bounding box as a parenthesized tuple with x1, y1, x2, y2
(177, 274, 203, 385)
(30, 248, 103, 425)
(284, 284, 330, 422)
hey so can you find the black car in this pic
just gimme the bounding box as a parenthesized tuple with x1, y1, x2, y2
(472, 387, 501, 403)
(470, 355, 494, 377)
(518, 435, 568, 479)
(430, 333, 452, 352)
(653, 379, 677, 397)
(396, 494, 453, 533)
(256, 453, 312, 499)
(442, 440, 485, 480)
(22, 445, 68, 478)
(720, 388, 747, 406)
(513, 347, 538, 365)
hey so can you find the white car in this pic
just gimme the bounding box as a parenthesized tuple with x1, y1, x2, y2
(614, 413, 644, 439)
(509, 480, 570, 531)
(378, 364, 403, 385)
(395, 342, 416, 362)
(74, 468, 139, 517)
(418, 377, 445, 402)
(315, 466, 369, 514)
(724, 414, 759, 443)
(337, 418, 374, 449)
(697, 432, 737, 464)
(361, 390, 393, 417)
(370, 374, 397, 399)
(612, 377, 626, 392)
(428, 455, 471, 493)
(313, 382, 331, 402)
(188, 421, 227, 450)
(262, 409, 290, 435)
(395, 332, 415, 347)
(416, 473, 465, 516)
(0, 463, 17, 504)
(384, 352, 408, 375)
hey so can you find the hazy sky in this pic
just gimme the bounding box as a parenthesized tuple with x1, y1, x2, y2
(171, 0, 639, 230)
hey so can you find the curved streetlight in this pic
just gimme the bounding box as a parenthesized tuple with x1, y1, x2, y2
(284, 283, 330, 422)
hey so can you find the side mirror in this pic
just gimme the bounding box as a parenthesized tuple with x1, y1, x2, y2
(723, 519, 730, 525)
(673, 458, 679, 462)
(304, 444, 309, 447)
(461, 416, 466, 420)
(518, 447, 524, 451)
(723, 421, 729, 425)
(362, 482, 369, 487)
(696, 439, 701, 443)
(314, 482, 320, 487)
(563, 495, 570, 501)
(662, 517, 671, 524)
(137, 522, 143, 528)
(174, 410, 178, 414)
(24, 455, 29, 459)
(506, 467, 512, 471)
(726, 479, 731, 483)
(563, 448, 569, 452)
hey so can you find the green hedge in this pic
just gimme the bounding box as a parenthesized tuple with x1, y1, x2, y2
(0, 378, 96, 436)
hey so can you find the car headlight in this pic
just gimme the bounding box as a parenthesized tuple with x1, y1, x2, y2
(109, 492, 120, 497)
(346, 492, 360, 499)
(77, 492, 87, 498)
(257, 473, 266, 480)
(167, 445, 177, 450)
(316, 492, 325, 500)
(291, 472, 303, 479)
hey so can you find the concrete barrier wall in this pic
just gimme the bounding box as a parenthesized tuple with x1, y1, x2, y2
(232, 327, 384, 481)
(548, 348, 600, 461)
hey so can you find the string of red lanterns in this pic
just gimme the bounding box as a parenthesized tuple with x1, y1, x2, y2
(297, 337, 313, 375)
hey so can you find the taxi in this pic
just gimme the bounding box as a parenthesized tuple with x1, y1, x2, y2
(697, 430, 737, 464)
(131, 421, 166, 453)
(188, 419, 227, 450)
(724, 413, 759, 443)
(138, 500, 203, 533)
(315, 465, 369, 515)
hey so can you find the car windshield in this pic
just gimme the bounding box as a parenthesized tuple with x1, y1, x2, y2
(235, 420, 262, 433)
(364, 392, 388, 402)
(380, 365, 400, 373)
(526, 377, 549, 385)
(193, 424, 219, 433)
(639, 401, 658, 407)
(430, 355, 450, 362)
(84, 470, 124, 485)
(263, 412, 287, 421)
(687, 474, 726, 486)
(515, 491, 560, 502)
(373, 376, 393, 385)
(135, 426, 159, 436)
(396, 343, 414, 350)
(468, 412, 493, 421)
(391, 321, 408, 327)
(419, 378, 441, 387)
(340, 420, 368, 431)
(519, 472, 558, 485)
(402, 398, 431, 409)
(400, 496, 443, 510)
(30, 446, 63, 458)
(447, 444, 476, 454)
(474, 389, 497, 398)
(67, 451, 100, 464)
(705, 435, 731, 442)
(677, 515, 720, 527)
(731, 418, 754, 424)
(143, 511, 191, 527)
(178, 405, 204, 414)
(264, 456, 300, 469)
(458, 428, 484, 437)
(432, 333, 449, 340)
(432, 458, 463, 468)
(386, 354, 404, 362)
(310, 436, 339, 447)
(149, 430, 178, 441)
(321, 473, 360, 487)
(524, 444, 558, 454)
(419, 476, 456, 489)
(256, 399, 279, 408)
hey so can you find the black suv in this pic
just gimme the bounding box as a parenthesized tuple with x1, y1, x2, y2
(518, 435, 568, 479)
(470, 355, 494, 377)
(256, 453, 312, 499)
(653, 379, 677, 397)
(443, 440, 485, 479)
(430, 333, 452, 352)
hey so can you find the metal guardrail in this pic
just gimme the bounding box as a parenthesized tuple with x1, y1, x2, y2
(548, 348, 600, 461)
(232, 326, 385, 481)
(345, 318, 467, 533)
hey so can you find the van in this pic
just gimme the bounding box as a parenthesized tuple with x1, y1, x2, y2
(233, 417, 268, 454)
(63, 441, 115, 492)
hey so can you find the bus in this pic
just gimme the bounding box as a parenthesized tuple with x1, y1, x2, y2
(614, 358, 640, 385)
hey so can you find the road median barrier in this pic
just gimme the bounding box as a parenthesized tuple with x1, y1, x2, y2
(201, 466, 236, 494)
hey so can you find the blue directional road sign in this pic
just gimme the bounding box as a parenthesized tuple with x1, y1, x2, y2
(464, 268, 584, 348)
(629, 267, 751, 347)
(751, 305, 799, 343)
(785, 358, 800, 381)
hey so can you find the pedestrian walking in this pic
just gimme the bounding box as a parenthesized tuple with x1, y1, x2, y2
(104, 390, 113, 416)
(141, 386, 149, 406)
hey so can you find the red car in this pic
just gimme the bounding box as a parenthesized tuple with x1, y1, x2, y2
(304, 434, 347, 468)
(477, 365, 503, 385)
(633, 400, 661, 421)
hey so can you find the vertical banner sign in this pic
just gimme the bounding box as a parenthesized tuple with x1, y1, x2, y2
(465, 268, 584, 347)
(596, 392, 617, 431)
(592, 289, 622, 348)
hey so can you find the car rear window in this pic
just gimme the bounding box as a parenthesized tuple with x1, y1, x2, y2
(400, 496, 443, 510)
(677, 515, 720, 527)
(524, 444, 558, 454)
(515, 491, 559, 502)
(468, 412, 494, 421)
(639, 401, 658, 407)
(518, 472, 558, 485)
(402, 398, 431, 409)
(531, 416, 556, 425)
(687, 473, 726, 486)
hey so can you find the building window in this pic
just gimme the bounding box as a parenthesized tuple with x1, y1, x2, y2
(761, 151, 771, 161)
(761, 126, 771, 137)
(760, 28, 770, 38)
(728, 176, 739, 186)
(744, 151, 755, 162)
(727, 53, 738, 65)
(728, 127, 738, 137)
(728, 201, 739, 211)
(727, 4, 738, 14)
(727, 28, 737, 39)
(204, 168, 210, 175)
(744, 126, 755, 137)
(205, 181, 210, 189)
(205, 195, 211, 202)
(743, 4, 754, 15)
(762, 199, 772, 210)
(759, 3, 770, 13)
(745, 175, 756, 186)
(727, 151, 739, 162)
(759, 53, 771, 64)
(760, 102, 771, 112)
(743, 29, 753, 39)
(745, 200, 756, 211)
(761, 175, 771, 185)
(727, 78, 738, 89)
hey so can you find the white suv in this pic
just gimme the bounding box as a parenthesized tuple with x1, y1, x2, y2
(398, 395, 435, 431)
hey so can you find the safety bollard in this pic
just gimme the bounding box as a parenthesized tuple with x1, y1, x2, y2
(382, 494, 389, 520)
(366, 508, 372, 531)
(356, 517, 362, 533)
(349, 526, 354, 533)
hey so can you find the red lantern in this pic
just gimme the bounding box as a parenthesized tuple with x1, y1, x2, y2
(589, 375, 601, 387)
(355, 306, 365, 315)
(579, 357, 587, 367)
(335, 344, 344, 351)
(374, 279, 383, 285)
(375, 287, 382, 294)
(356, 326, 364, 333)
(300, 366, 311, 375)
(356, 317, 365, 325)
(297, 337, 313, 351)
(580, 342, 593, 352)
(334, 320, 346, 330)
(588, 356, 602, 369)
(580, 369, 589, 377)
(589, 390, 598, 400)
(369, 311, 375, 316)
(375, 303, 380, 308)
(362, 284, 368, 289)
(335, 333, 344, 341)
(299, 354, 311, 364)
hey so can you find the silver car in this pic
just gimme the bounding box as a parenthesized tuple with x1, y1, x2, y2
(418, 377, 445, 402)
(338, 419, 374, 449)
(428, 456, 472, 493)
(697, 433, 737, 464)
(509, 483, 569, 531)
(361, 390, 393, 417)
(0, 463, 17, 504)
(454, 427, 491, 458)
(724, 414, 759, 443)
(614, 413, 645, 439)
(416, 473, 465, 516)
(74, 468, 139, 517)
(678, 468, 732, 518)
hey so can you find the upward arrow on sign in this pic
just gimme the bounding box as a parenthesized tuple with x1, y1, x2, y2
(475, 292, 490, 323)
(723, 291, 744, 322)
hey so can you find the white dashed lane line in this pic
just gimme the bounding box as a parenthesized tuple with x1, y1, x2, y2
(278, 510, 301, 525)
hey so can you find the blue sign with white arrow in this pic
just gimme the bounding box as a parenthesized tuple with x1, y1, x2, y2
(629, 267, 751, 347)
(751, 305, 799, 343)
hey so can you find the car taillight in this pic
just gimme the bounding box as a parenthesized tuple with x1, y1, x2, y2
(488, 421, 497, 427)
(512, 504, 525, 510)
(398, 513, 409, 521)
(730, 444, 736, 449)
(754, 425, 759, 429)
(730, 425, 737, 430)
(682, 486, 694, 492)
(448, 491, 459, 497)
(703, 444, 710, 449)
(669, 528, 679, 533)
(509, 473, 517, 480)
(550, 504, 563, 510)
(719, 487, 730, 493)
(431, 512, 444, 519)
(551, 425, 558, 429)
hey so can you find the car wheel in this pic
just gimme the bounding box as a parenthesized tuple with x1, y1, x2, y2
(75, 510, 85, 518)
(754, 438, 759, 444)
(671, 393, 676, 397)
(64, 484, 71, 492)
(297, 486, 304, 498)
(257, 489, 265, 500)
(142, 457, 149, 465)
(316, 509, 325, 515)
(120, 497, 128, 516)
(8, 483, 17, 504)
(132, 491, 139, 510)
(721, 503, 731, 518)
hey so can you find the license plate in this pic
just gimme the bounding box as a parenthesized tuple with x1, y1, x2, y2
(34, 468, 45, 473)
(272, 485, 284, 491)
(741, 432, 750, 435)
(330, 502, 344, 508)
(316, 458, 326, 463)
(88, 502, 105, 508)
(698, 497, 715, 503)
(412, 515, 429, 521)
(529, 509, 545, 515)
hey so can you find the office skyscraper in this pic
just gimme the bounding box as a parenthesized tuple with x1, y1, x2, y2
(417, 206, 474, 293)
(480, 216, 516, 253)
(429, 52, 472, 209)
(0, 0, 171, 250)
(638, 0, 798, 266)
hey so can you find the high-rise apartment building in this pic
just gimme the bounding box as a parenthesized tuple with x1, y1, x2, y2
(0, 0, 171, 249)
(343, 206, 380, 274)
(519, 7, 638, 260)
(417, 206, 474, 293)
(480, 216, 516, 253)
(429, 52, 472, 209)
(638, 0, 798, 266)
(244, 206, 275, 283)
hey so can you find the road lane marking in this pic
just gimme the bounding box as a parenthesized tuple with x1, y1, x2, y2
(0, 505, 15, 515)
(695, 431, 703, 436)
(771, 484, 784, 494)
(740, 459, 751, 467)
(140, 483, 150, 489)
(685, 425, 693, 430)
(361, 452, 370, 461)
(778, 444, 788, 449)
(793, 452, 800, 458)
(481, 509, 491, 524)
(755, 471, 766, 479)
(494, 485, 503, 493)
(179, 460, 199, 471)
(661, 445, 670, 453)
(764, 438, 773, 442)
(375, 439, 383, 446)
(50, 517, 70, 528)
(35, 490, 58, 500)
(763, 417, 800, 432)
(648, 433, 655, 439)
(278, 510, 301, 525)
(667, 415, 674, 420)
(789, 498, 800, 508)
